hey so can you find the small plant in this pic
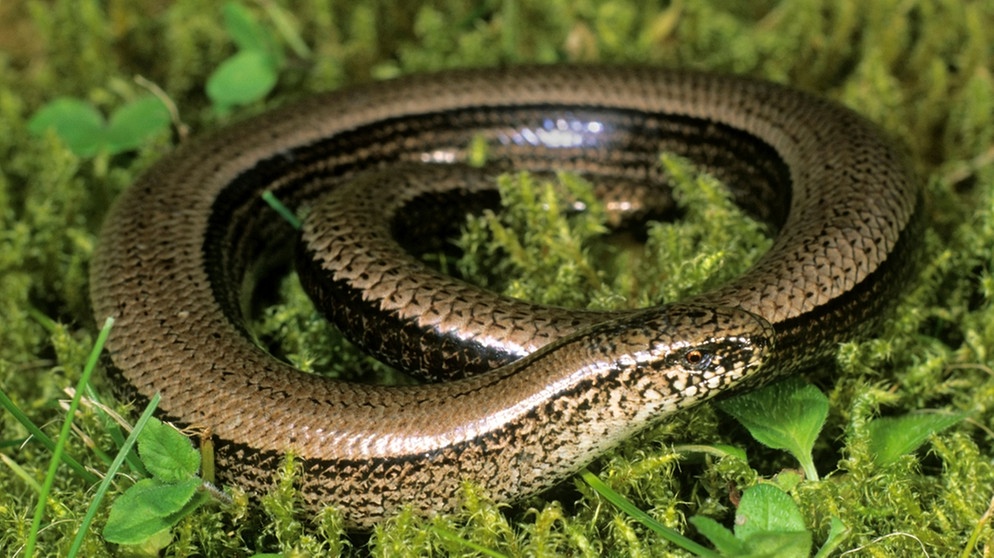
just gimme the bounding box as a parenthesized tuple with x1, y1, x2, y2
(718, 377, 965, 479)
(689, 484, 847, 558)
(578, 376, 966, 556)
(0, 317, 228, 555)
(206, 1, 309, 114)
(27, 95, 170, 158)
(101, 418, 215, 546)
(26, 1, 310, 159)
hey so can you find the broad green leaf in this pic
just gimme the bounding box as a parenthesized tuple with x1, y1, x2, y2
(691, 486, 812, 557)
(206, 50, 279, 109)
(106, 96, 171, 154)
(867, 411, 966, 467)
(138, 418, 200, 482)
(27, 98, 105, 157)
(223, 1, 271, 53)
(734, 484, 807, 540)
(689, 515, 746, 555)
(718, 378, 828, 480)
(30, 96, 170, 157)
(102, 477, 202, 544)
(740, 531, 812, 558)
(127, 528, 173, 556)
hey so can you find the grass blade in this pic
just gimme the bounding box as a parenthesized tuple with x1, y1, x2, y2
(580, 469, 719, 557)
(0, 388, 99, 485)
(25, 317, 113, 557)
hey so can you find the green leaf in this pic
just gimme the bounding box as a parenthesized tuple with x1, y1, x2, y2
(106, 96, 170, 154)
(734, 484, 807, 539)
(735, 485, 812, 557)
(739, 531, 812, 558)
(223, 1, 272, 53)
(206, 50, 279, 109)
(29, 96, 170, 157)
(718, 378, 828, 480)
(214, 2, 285, 112)
(689, 515, 746, 555)
(27, 98, 106, 157)
(137, 418, 200, 482)
(102, 477, 202, 544)
(691, 486, 812, 557)
(261, 1, 311, 58)
(867, 411, 966, 467)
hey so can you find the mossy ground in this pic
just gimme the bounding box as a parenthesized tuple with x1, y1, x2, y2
(2, 0, 994, 556)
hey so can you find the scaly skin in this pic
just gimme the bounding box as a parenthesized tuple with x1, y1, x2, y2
(90, 66, 921, 528)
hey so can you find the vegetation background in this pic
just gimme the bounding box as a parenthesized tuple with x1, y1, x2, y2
(2, 0, 994, 555)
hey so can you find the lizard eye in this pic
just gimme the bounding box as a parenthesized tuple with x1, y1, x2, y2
(683, 348, 713, 370)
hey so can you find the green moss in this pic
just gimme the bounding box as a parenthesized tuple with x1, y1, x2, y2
(453, 156, 769, 310)
(3, 0, 994, 555)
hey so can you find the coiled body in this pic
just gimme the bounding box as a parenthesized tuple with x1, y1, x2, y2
(90, 67, 921, 528)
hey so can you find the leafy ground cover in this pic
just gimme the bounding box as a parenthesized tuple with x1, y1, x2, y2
(2, 1, 994, 555)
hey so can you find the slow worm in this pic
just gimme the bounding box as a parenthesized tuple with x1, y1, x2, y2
(90, 66, 921, 528)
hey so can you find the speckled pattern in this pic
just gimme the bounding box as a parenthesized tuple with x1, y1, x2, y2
(90, 67, 921, 528)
